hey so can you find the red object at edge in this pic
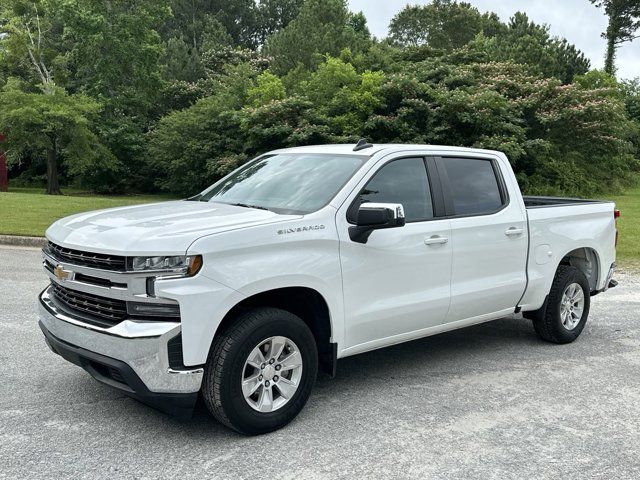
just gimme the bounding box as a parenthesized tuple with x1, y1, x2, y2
(0, 133, 7, 192)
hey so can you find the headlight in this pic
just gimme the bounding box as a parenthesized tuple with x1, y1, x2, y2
(128, 255, 203, 277)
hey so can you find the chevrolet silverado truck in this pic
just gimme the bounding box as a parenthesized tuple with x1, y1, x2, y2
(38, 142, 619, 435)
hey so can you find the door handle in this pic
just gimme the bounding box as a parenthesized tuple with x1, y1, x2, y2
(424, 235, 449, 245)
(505, 227, 525, 236)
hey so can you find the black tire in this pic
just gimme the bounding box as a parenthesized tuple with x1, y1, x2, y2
(202, 307, 318, 435)
(530, 265, 591, 344)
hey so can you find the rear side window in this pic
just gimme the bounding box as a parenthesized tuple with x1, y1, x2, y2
(440, 158, 504, 216)
(356, 157, 433, 222)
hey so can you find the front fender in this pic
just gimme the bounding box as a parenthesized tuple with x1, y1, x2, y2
(184, 209, 344, 360)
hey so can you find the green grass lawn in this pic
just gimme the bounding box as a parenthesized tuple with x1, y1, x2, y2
(0, 188, 176, 237)
(610, 186, 640, 268)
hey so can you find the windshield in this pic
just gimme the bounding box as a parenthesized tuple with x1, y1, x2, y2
(199, 153, 368, 214)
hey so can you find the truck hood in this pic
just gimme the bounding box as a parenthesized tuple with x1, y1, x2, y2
(46, 200, 300, 255)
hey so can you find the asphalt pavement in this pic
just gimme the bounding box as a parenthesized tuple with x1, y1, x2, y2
(1, 246, 639, 479)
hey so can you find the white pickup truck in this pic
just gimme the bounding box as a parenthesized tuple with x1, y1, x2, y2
(39, 142, 619, 434)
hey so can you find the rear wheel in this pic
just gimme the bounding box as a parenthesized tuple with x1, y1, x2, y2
(202, 307, 318, 435)
(530, 265, 591, 344)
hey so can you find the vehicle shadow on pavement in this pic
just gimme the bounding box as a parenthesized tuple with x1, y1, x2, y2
(328, 316, 540, 382)
(64, 315, 543, 439)
(184, 316, 541, 433)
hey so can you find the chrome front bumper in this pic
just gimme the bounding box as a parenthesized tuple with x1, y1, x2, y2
(39, 288, 203, 395)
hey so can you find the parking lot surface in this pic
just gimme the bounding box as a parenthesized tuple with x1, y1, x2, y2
(1, 246, 639, 479)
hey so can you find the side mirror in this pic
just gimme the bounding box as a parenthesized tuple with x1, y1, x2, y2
(349, 203, 406, 243)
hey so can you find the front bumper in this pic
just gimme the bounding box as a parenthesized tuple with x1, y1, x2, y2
(39, 288, 204, 417)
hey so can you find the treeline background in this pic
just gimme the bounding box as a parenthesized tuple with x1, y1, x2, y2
(1, 0, 639, 197)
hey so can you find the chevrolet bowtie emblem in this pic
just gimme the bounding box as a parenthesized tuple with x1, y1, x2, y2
(54, 265, 72, 282)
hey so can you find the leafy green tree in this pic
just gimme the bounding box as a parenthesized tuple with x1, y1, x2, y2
(147, 61, 260, 194)
(621, 78, 640, 121)
(162, 37, 206, 82)
(2, 0, 637, 199)
(163, 0, 258, 49)
(0, 0, 63, 93)
(361, 58, 637, 196)
(147, 94, 243, 194)
(388, 1, 502, 49)
(54, 1, 171, 190)
(0, 0, 116, 193)
(0, 81, 113, 194)
(304, 56, 358, 104)
(300, 56, 384, 135)
(589, 0, 640, 75)
(264, 0, 371, 75)
(574, 69, 619, 90)
(161, 15, 233, 83)
(59, 0, 170, 108)
(247, 71, 286, 106)
(255, 0, 304, 45)
(470, 13, 591, 83)
(240, 96, 332, 153)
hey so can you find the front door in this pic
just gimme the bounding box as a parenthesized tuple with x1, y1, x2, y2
(337, 157, 452, 349)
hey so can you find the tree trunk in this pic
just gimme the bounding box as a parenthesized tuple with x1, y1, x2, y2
(46, 139, 61, 195)
(604, 33, 616, 76)
(604, 11, 620, 76)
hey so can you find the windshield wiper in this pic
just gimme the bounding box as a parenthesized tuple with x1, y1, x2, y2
(228, 202, 271, 211)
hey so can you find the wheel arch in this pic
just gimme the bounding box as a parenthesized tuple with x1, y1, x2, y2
(214, 286, 337, 376)
(557, 246, 600, 292)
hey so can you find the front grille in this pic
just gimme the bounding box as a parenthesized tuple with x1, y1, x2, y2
(46, 241, 126, 271)
(50, 283, 127, 328)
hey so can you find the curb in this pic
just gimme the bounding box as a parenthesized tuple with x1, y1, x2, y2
(0, 235, 46, 248)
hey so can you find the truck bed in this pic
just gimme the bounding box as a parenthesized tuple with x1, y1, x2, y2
(523, 196, 609, 209)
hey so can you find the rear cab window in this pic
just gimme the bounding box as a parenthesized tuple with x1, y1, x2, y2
(438, 157, 506, 216)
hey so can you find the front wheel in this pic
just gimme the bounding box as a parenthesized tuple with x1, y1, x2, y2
(530, 265, 591, 344)
(202, 307, 318, 435)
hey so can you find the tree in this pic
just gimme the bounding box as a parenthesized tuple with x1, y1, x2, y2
(146, 61, 260, 194)
(264, 0, 371, 75)
(470, 13, 591, 83)
(240, 96, 332, 154)
(308, 60, 384, 136)
(255, 0, 304, 45)
(163, 0, 258, 49)
(59, 1, 170, 108)
(247, 70, 286, 106)
(0, 0, 64, 93)
(388, 1, 502, 49)
(161, 15, 233, 83)
(55, 1, 172, 190)
(359, 58, 637, 196)
(0, 81, 110, 194)
(621, 78, 640, 121)
(1, 0, 68, 192)
(590, 0, 640, 75)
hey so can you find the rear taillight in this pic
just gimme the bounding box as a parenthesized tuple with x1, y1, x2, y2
(614, 209, 620, 247)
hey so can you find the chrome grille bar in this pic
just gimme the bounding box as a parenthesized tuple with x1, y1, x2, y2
(46, 241, 126, 271)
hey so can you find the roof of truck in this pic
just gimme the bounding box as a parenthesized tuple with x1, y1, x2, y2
(269, 143, 504, 158)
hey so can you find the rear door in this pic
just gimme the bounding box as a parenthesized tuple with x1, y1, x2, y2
(435, 156, 528, 323)
(337, 156, 452, 350)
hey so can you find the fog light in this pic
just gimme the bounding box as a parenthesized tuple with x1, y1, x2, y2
(127, 302, 180, 318)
